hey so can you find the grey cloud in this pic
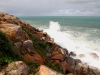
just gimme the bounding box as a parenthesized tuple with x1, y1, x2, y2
(0, 0, 100, 16)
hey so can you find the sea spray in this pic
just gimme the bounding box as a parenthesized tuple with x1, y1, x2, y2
(44, 21, 100, 69)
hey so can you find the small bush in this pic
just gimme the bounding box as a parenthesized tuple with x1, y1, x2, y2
(0, 31, 19, 68)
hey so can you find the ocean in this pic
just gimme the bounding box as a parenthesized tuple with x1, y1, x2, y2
(19, 16, 100, 69)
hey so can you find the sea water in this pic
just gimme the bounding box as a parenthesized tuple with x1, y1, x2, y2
(19, 16, 100, 69)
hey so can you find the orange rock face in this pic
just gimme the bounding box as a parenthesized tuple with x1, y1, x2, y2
(51, 51, 59, 56)
(51, 54, 64, 61)
(24, 54, 35, 62)
(60, 61, 73, 74)
(24, 52, 44, 65)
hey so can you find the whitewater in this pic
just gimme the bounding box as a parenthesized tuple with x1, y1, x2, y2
(19, 16, 100, 70)
(44, 21, 100, 69)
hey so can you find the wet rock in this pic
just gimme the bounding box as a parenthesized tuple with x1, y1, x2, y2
(89, 52, 99, 59)
(46, 41, 56, 45)
(58, 48, 68, 56)
(37, 65, 63, 75)
(69, 51, 76, 56)
(79, 54, 85, 58)
(74, 59, 82, 65)
(67, 57, 75, 66)
(74, 63, 82, 73)
(40, 37, 46, 41)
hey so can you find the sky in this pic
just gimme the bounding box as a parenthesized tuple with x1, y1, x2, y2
(0, 0, 100, 16)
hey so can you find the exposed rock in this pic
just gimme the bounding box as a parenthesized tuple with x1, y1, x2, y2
(58, 48, 68, 56)
(74, 59, 82, 65)
(66, 57, 75, 66)
(67, 73, 74, 75)
(74, 63, 82, 73)
(6, 61, 29, 75)
(24, 53, 44, 64)
(24, 54, 35, 62)
(0, 71, 5, 75)
(46, 41, 56, 45)
(53, 60, 61, 65)
(51, 51, 59, 56)
(46, 46, 51, 53)
(37, 65, 63, 75)
(89, 52, 99, 59)
(46, 53, 52, 59)
(54, 45, 60, 51)
(60, 61, 73, 74)
(14, 42, 22, 49)
(22, 40, 34, 53)
(51, 54, 64, 61)
(79, 54, 85, 58)
(69, 51, 76, 56)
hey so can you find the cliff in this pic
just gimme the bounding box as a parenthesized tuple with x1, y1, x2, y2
(0, 12, 100, 75)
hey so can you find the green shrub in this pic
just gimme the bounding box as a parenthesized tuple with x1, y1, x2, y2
(0, 31, 19, 68)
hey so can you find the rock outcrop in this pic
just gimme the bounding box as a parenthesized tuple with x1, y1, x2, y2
(0, 12, 100, 75)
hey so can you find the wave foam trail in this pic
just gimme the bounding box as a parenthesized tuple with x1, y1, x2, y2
(44, 21, 100, 70)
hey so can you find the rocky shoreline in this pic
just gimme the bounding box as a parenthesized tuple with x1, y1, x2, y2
(0, 12, 100, 75)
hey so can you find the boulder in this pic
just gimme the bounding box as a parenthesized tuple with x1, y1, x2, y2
(66, 57, 75, 66)
(23, 40, 34, 53)
(58, 48, 68, 56)
(89, 52, 99, 59)
(79, 54, 85, 58)
(67, 73, 74, 75)
(51, 51, 59, 56)
(14, 42, 22, 49)
(60, 61, 73, 74)
(46, 46, 51, 53)
(24, 53, 44, 64)
(24, 54, 35, 62)
(51, 54, 64, 61)
(6, 61, 29, 75)
(74, 59, 82, 65)
(69, 51, 76, 56)
(54, 45, 60, 51)
(36, 65, 63, 75)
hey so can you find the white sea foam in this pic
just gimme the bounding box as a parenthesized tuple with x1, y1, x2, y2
(44, 21, 100, 69)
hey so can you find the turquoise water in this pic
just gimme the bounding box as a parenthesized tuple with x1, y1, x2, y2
(19, 16, 100, 50)
(19, 16, 100, 28)
(19, 16, 100, 69)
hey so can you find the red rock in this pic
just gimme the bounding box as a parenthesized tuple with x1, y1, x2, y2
(51, 51, 60, 56)
(34, 52, 44, 64)
(24, 54, 35, 62)
(24, 53, 44, 65)
(60, 61, 73, 74)
(53, 60, 61, 65)
(51, 54, 64, 61)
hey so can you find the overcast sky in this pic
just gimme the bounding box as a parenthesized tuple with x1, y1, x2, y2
(0, 0, 100, 16)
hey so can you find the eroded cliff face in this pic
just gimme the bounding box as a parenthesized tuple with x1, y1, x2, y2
(0, 12, 100, 75)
